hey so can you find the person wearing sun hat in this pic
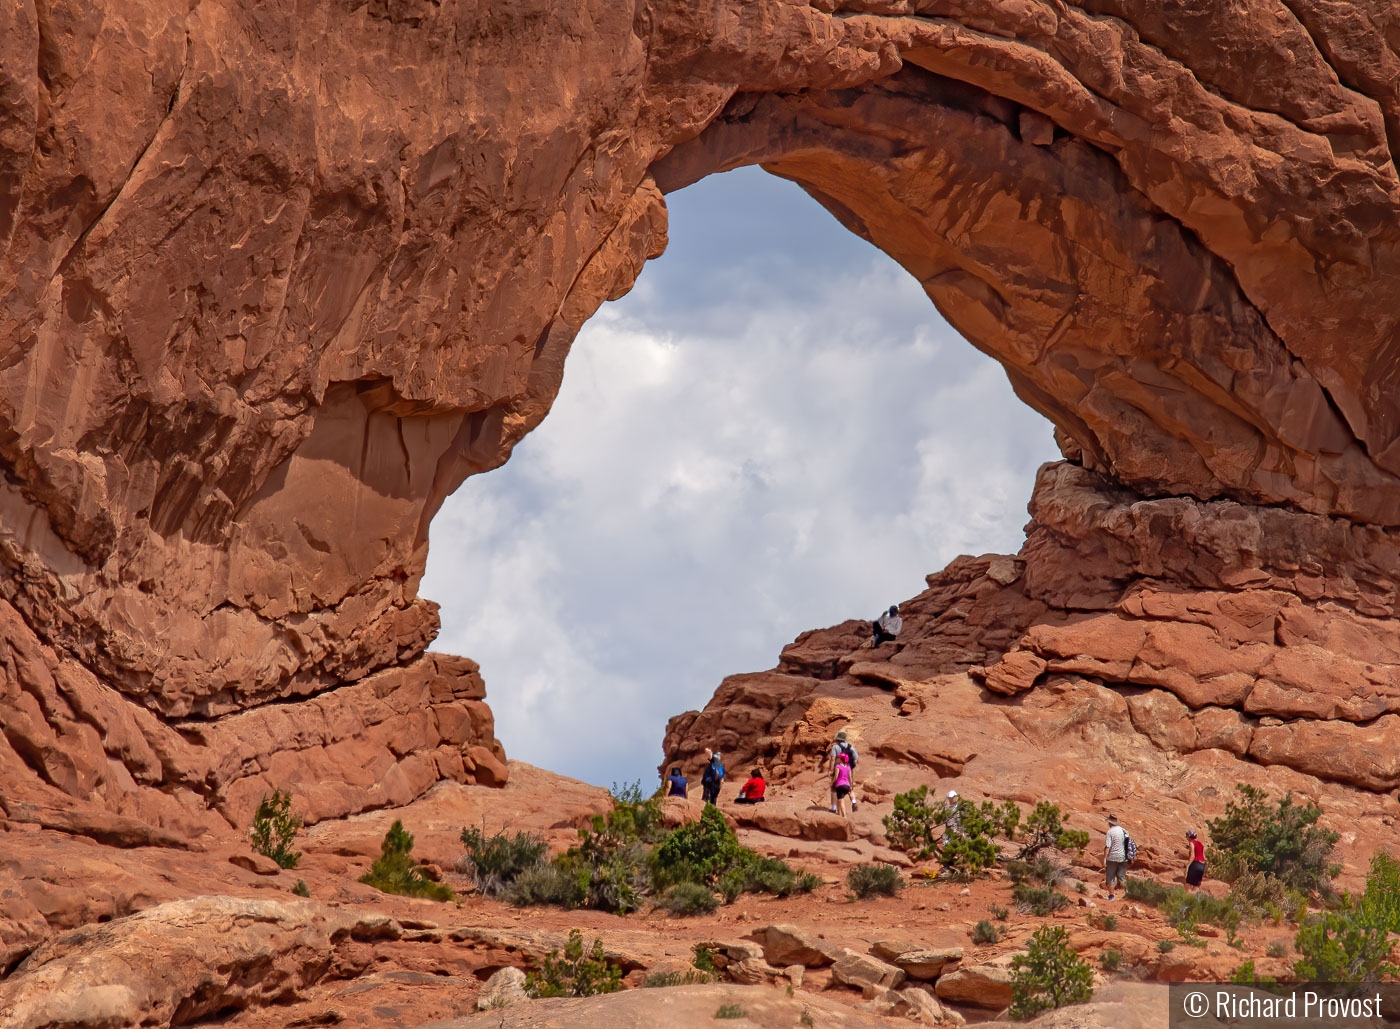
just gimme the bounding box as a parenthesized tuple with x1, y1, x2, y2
(826, 731, 859, 813)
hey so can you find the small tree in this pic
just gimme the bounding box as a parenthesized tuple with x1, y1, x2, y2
(1207, 784, 1339, 892)
(1019, 802, 1087, 858)
(883, 786, 942, 859)
(249, 790, 302, 869)
(1008, 925, 1094, 1020)
(526, 929, 623, 997)
(1294, 906, 1397, 982)
(359, 820, 454, 901)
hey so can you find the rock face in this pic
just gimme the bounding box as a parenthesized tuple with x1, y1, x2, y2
(4, 0, 1400, 1000)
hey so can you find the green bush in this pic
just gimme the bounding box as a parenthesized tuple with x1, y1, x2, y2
(940, 833, 999, 880)
(249, 790, 302, 870)
(883, 786, 943, 859)
(1013, 882, 1069, 916)
(459, 825, 548, 898)
(652, 807, 748, 889)
(1229, 959, 1257, 984)
(990, 904, 1009, 921)
(1157, 939, 1176, 954)
(1227, 868, 1288, 917)
(1124, 877, 1172, 905)
(973, 919, 1001, 945)
(693, 944, 718, 974)
(1207, 784, 1339, 893)
(359, 821, 453, 901)
(715, 1005, 747, 1020)
(1100, 914, 1118, 932)
(1008, 925, 1094, 1020)
(1020, 802, 1086, 858)
(292, 879, 310, 898)
(1099, 949, 1122, 973)
(508, 863, 586, 907)
(660, 881, 720, 916)
(1267, 941, 1288, 958)
(526, 929, 623, 998)
(847, 863, 904, 899)
(1358, 852, 1400, 932)
(1294, 905, 1397, 982)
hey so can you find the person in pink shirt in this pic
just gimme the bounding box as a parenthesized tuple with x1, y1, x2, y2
(832, 753, 854, 818)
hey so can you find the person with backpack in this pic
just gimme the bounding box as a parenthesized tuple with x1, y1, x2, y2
(665, 767, 688, 798)
(871, 605, 902, 647)
(1104, 814, 1131, 900)
(1184, 829, 1205, 890)
(827, 731, 859, 813)
(735, 768, 766, 804)
(701, 748, 725, 805)
(832, 752, 854, 817)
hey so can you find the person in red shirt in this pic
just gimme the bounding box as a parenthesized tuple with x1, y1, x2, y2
(1185, 829, 1206, 890)
(735, 768, 766, 805)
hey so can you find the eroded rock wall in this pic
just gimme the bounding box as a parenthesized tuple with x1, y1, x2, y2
(4, 2, 1400, 834)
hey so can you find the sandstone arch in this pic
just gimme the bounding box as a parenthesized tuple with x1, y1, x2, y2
(2, 0, 1400, 838)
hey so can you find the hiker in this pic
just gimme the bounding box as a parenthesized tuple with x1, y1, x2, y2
(832, 752, 854, 817)
(735, 768, 766, 805)
(1185, 829, 1206, 890)
(1104, 814, 1128, 900)
(827, 731, 859, 813)
(871, 604, 903, 647)
(666, 767, 688, 798)
(943, 789, 962, 838)
(701, 748, 725, 805)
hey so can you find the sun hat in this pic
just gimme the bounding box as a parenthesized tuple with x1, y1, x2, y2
(835, 731, 848, 741)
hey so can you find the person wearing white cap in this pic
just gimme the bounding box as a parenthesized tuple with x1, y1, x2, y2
(944, 790, 962, 838)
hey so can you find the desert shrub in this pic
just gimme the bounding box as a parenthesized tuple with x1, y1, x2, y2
(1019, 802, 1087, 858)
(715, 1005, 747, 1019)
(692, 944, 718, 974)
(1294, 903, 1398, 982)
(847, 863, 904, 899)
(644, 968, 714, 987)
(1032, 854, 1063, 887)
(941, 833, 999, 880)
(651, 806, 747, 888)
(660, 881, 720, 916)
(883, 786, 943, 859)
(1101, 914, 1117, 931)
(508, 863, 586, 907)
(1228, 868, 1288, 917)
(973, 919, 1002, 945)
(1013, 882, 1069, 916)
(459, 825, 548, 898)
(1358, 852, 1400, 932)
(990, 904, 1009, 921)
(249, 790, 302, 870)
(1008, 925, 1094, 1020)
(1124, 877, 1172, 905)
(1267, 940, 1288, 958)
(1207, 784, 1339, 893)
(1229, 959, 1258, 984)
(359, 821, 453, 901)
(526, 929, 623, 998)
(291, 879, 310, 897)
(1157, 939, 1176, 954)
(1099, 949, 1122, 973)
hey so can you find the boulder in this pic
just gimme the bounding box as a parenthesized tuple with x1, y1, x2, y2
(870, 942, 963, 981)
(745, 924, 839, 968)
(227, 853, 281, 876)
(475, 967, 528, 1011)
(831, 949, 906, 993)
(934, 954, 1018, 1010)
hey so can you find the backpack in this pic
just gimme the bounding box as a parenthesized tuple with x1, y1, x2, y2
(712, 757, 725, 782)
(836, 742, 858, 769)
(1123, 831, 1137, 864)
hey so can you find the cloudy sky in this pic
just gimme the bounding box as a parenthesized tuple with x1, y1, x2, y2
(420, 166, 1058, 789)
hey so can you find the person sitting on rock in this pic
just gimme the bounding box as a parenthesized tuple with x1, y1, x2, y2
(735, 768, 766, 804)
(832, 753, 854, 817)
(666, 767, 688, 798)
(871, 604, 903, 647)
(701, 748, 725, 805)
(827, 731, 859, 813)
